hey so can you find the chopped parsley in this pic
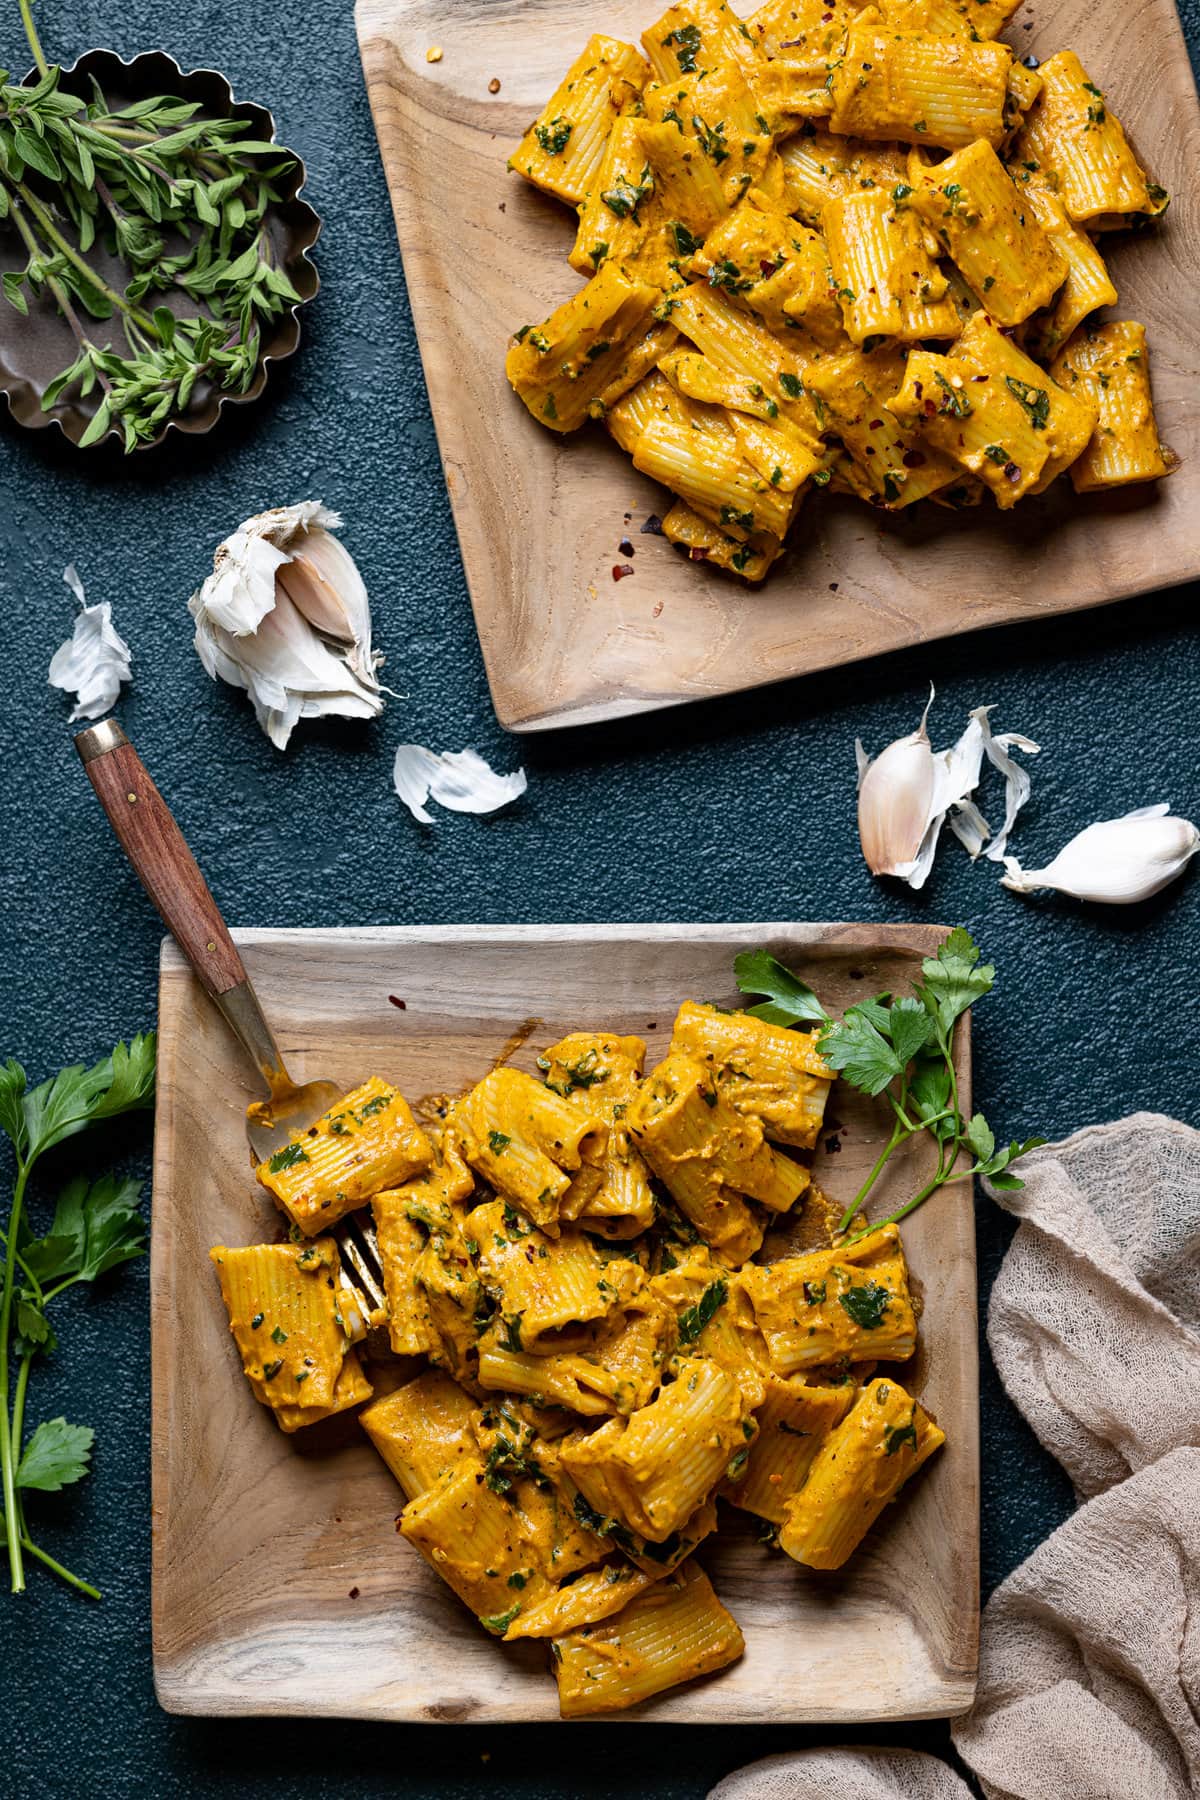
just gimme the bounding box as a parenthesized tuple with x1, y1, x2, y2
(884, 1415, 919, 1456)
(662, 23, 702, 72)
(488, 1130, 512, 1155)
(779, 372, 804, 399)
(677, 1278, 728, 1343)
(535, 117, 572, 156)
(1005, 375, 1050, 429)
(838, 1280, 891, 1330)
(499, 1311, 525, 1353)
(270, 1325, 288, 1345)
(480, 1603, 522, 1635)
(267, 1142, 308, 1174)
(934, 371, 972, 418)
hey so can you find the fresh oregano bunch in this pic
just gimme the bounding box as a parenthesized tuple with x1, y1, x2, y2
(735, 928, 1044, 1240)
(0, 0, 304, 448)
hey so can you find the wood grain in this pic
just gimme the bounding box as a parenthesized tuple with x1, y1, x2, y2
(152, 923, 978, 1723)
(82, 737, 246, 997)
(354, 0, 1200, 731)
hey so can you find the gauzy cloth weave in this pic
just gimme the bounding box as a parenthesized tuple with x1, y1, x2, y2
(708, 1114, 1200, 1800)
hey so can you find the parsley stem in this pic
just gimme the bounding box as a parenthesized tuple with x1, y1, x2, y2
(18, 0, 48, 77)
(0, 1162, 30, 1593)
(837, 1117, 909, 1234)
(18, 1535, 100, 1601)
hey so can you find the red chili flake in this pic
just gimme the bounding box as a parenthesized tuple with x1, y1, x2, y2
(760, 258, 777, 275)
(913, 379, 924, 399)
(388, 995, 407, 1009)
(1005, 461, 1021, 482)
(864, 445, 876, 456)
(868, 417, 884, 429)
(641, 513, 665, 535)
(618, 537, 635, 557)
(498, 201, 506, 213)
(923, 398, 937, 416)
(646, 1022, 657, 1031)
(902, 449, 926, 468)
(829, 581, 839, 591)
(612, 562, 635, 580)
(780, 35, 804, 46)
(624, 512, 632, 522)
(824, 1134, 842, 1154)
(971, 373, 989, 382)
(349, 1586, 361, 1599)
(688, 547, 709, 560)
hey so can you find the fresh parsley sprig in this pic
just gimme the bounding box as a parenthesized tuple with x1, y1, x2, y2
(0, 5, 304, 449)
(0, 1034, 155, 1598)
(736, 930, 1043, 1240)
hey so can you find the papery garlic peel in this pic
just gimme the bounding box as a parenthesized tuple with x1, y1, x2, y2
(393, 745, 527, 826)
(1001, 805, 1200, 904)
(856, 691, 1039, 891)
(48, 565, 133, 723)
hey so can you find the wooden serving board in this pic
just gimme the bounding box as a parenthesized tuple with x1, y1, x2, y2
(355, 0, 1200, 731)
(152, 922, 977, 1723)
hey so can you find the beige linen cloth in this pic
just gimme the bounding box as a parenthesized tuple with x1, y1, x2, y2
(710, 1113, 1200, 1800)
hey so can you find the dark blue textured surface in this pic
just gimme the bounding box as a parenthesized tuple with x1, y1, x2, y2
(1, 2, 1198, 1795)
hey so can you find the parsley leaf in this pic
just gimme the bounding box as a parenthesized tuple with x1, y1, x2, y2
(838, 1282, 891, 1329)
(17, 1418, 95, 1493)
(733, 950, 829, 1026)
(21, 1174, 145, 1286)
(917, 927, 994, 1035)
(1, 1035, 155, 1165)
(819, 1009, 904, 1096)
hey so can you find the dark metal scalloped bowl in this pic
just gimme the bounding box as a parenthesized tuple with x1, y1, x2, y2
(0, 48, 321, 451)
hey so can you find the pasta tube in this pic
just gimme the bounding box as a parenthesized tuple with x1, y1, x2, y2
(739, 1223, 918, 1372)
(829, 14, 1013, 150)
(506, 264, 663, 433)
(552, 1560, 744, 1717)
(504, 1563, 657, 1640)
(559, 1357, 751, 1542)
(469, 1197, 645, 1353)
(359, 1370, 479, 1499)
(723, 1374, 854, 1520)
(803, 344, 960, 507)
(779, 1377, 945, 1568)
(670, 1000, 833, 1147)
(660, 498, 785, 581)
(1019, 177, 1118, 358)
(210, 1238, 357, 1416)
(539, 1032, 657, 1235)
(508, 36, 647, 207)
(254, 1076, 432, 1235)
(1050, 321, 1175, 492)
(908, 140, 1067, 326)
(822, 188, 961, 344)
(1008, 51, 1168, 227)
(452, 1067, 608, 1232)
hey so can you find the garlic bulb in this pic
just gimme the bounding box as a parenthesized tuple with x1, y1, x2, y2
(1001, 806, 1200, 904)
(857, 690, 1038, 889)
(189, 502, 385, 750)
(48, 565, 133, 722)
(393, 745, 527, 825)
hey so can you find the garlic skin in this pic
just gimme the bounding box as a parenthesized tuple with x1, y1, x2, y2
(48, 565, 133, 722)
(189, 503, 385, 750)
(1001, 806, 1200, 904)
(856, 691, 1038, 890)
(393, 745, 527, 826)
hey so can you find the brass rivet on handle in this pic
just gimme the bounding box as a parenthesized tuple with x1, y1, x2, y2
(127, 792, 137, 804)
(207, 941, 216, 952)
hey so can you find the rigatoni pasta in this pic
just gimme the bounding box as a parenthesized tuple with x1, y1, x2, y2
(503, 0, 1174, 582)
(213, 975, 947, 1715)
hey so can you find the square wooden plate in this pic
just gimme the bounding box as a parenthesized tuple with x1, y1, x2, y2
(355, 0, 1200, 731)
(151, 922, 977, 1722)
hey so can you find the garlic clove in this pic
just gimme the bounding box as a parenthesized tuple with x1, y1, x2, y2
(857, 688, 939, 883)
(393, 744, 527, 826)
(48, 565, 133, 723)
(1001, 805, 1200, 904)
(189, 502, 385, 750)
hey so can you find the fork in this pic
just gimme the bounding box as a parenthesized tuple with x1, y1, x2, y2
(73, 718, 388, 1328)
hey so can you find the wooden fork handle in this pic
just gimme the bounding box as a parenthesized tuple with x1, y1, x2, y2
(75, 719, 247, 999)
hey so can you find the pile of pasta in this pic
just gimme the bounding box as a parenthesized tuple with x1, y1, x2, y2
(504, 0, 1174, 581)
(211, 1002, 945, 1717)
